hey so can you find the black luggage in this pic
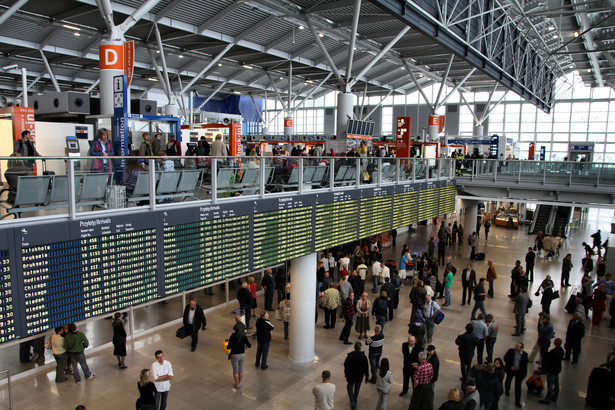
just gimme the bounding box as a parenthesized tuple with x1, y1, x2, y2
(474, 252, 486, 261)
(565, 294, 576, 314)
(585, 366, 612, 409)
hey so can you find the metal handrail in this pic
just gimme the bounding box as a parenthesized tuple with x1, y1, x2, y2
(0, 369, 12, 409)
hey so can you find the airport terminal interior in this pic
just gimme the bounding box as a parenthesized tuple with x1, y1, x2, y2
(0, 0, 614, 409)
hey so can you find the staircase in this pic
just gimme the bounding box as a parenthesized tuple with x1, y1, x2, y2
(551, 206, 573, 238)
(529, 204, 553, 235)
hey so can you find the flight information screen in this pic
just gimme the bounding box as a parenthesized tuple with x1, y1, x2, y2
(21, 229, 158, 335)
(418, 186, 439, 221)
(315, 199, 358, 250)
(439, 185, 456, 215)
(360, 192, 393, 238)
(392, 189, 418, 228)
(0, 250, 15, 343)
(253, 206, 313, 270)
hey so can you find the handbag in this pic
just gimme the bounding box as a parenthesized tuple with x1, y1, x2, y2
(551, 290, 560, 300)
(222, 338, 231, 355)
(434, 311, 445, 325)
(176, 326, 189, 339)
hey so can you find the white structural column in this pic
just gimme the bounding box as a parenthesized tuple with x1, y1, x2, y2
(289, 253, 317, 363)
(337, 92, 354, 140)
(99, 39, 124, 115)
(462, 199, 479, 236)
(474, 125, 485, 137)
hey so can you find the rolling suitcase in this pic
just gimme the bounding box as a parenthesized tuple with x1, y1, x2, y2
(585, 366, 612, 409)
(474, 252, 486, 261)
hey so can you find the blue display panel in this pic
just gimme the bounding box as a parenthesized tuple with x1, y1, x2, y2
(0, 250, 15, 343)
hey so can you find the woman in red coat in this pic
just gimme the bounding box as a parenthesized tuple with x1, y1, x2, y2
(592, 284, 607, 325)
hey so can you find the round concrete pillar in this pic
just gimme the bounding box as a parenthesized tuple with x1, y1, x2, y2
(336, 92, 353, 140)
(462, 199, 479, 235)
(289, 253, 317, 362)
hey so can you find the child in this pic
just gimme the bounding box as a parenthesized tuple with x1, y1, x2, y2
(526, 369, 543, 394)
(375, 358, 393, 409)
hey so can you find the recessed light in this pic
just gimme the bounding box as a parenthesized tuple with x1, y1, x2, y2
(318, 33, 324, 38)
(279, 76, 284, 80)
(552, 34, 558, 39)
(156, 50, 160, 53)
(574, 32, 579, 37)
(218, 63, 222, 66)
(178, 55, 183, 59)
(298, 25, 305, 30)
(587, 68, 592, 72)
(233, 90, 241, 94)
(242, 64, 252, 69)
(74, 32, 80, 36)
(63, 24, 80, 31)
(548, 25, 555, 30)
(147, 77, 158, 81)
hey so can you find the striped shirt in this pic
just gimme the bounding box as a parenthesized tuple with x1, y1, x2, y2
(366, 333, 384, 354)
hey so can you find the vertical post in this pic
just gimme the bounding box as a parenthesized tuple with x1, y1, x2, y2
(411, 158, 415, 182)
(67, 159, 76, 220)
(225, 278, 229, 306)
(211, 159, 218, 204)
(329, 157, 335, 191)
(21, 68, 28, 107)
(149, 158, 156, 210)
(181, 291, 186, 309)
(6, 370, 12, 410)
(129, 305, 135, 340)
(542, 161, 547, 185)
(355, 157, 360, 187)
(289, 253, 316, 362)
(259, 157, 266, 198)
(377, 158, 382, 187)
(437, 158, 441, 180)
(298, 157, 304, 194)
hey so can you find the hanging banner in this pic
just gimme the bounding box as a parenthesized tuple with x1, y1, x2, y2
(229, 123, 242, 157)
(396, 116, 411, 158)
(528, 143, 535, 160)
(123, 41, 134, 88)
(438, 115, 446, 133)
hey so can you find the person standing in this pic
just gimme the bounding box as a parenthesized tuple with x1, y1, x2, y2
(375, 358, 393, 410)
(151, 133, 162, 157)
(400, 335, 422, 396)
(182, 298, 207, 352)
(484, 220, 491, 241)
(486, 261, 497, 298)
(426, 344, 440, 386)
(561, 254, 573, 287)
(248, 276, 258, 317)
(151, 350, 173, 410)
(409, 351, 435, 409)
(537, 314, 554, 363)
(13, 130, 41, 169)
(262, 269, 275, 311)
(422, 294, 442, 343)
(139, 132, 153, 157)
(380, 278, 395, 320)
(409, 280, 427, 321)
(365, 324, 384, 383)
(339, 291, 355, 345)
(525, 247, 536, 282)
(471, 314, 488, 365)
(90, 128, 114, 173)
(228, 325, 251, 388)
(355, 292, 371, 339)
(278, 293, 291, 340)
(539, 338, 564, 405)
(443, 267, 453, 307)
(460, 380, 480, 410)
(504, 342, 529, 409)
(255, 311, 274, 370)
(456, 323, 479, 382)
(237, 282, 253, 329)
(372, 290, 389, 331)
(371, 258, 382, 293)
(511, 287, 530, 336)
(137, 369, 157, 410)
(112, 312, 127, 368)
(539, 277, 555, 314)
(64, 322, 95, 384)
(469, 232, 479, 260)
(471, 278, 488, 320)
(323, 282, 340, 329)
(312, 370, 335, 410)
(485, 314, 499, 364)
(461, 264, 477, 306)
(563, 313, 585, 364)
(343, 341, 369, 409)
(49, 326, 68, 383)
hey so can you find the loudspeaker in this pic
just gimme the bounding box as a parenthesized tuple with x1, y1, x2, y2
(33, 92, 90, 115)
(222, 117, 231, 125)
(131, 99, 157, 115)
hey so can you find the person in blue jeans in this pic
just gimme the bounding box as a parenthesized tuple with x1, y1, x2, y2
(255, 311, 274, 370)
(365, 325, 384, 383)
(471, 278, 488, 320)
(443, 268, 453, 306)
(539, 338, 564, 404)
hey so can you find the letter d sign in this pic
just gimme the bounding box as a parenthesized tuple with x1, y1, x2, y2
(100, 44, 124, 70)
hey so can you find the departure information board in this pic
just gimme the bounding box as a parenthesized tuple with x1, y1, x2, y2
(315, 193, 359, 250)
(253, 206, 313, 270)
(439, 185, 456, 215)
(418, 186, 440, 221)
(21, 229, 158, 335)
(392, 189, 418, 228)
(163, 214, 249, 294)
(0, 250, 15, 343)
(1, 178, 455, 342)
(360, 189, 393, 238)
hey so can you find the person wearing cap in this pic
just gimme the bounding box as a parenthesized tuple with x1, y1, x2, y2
(408, 351, 434, 409)
(504, 341, 529, 408)
(426, 344, 439, 386)
(460, 379, 480, 410)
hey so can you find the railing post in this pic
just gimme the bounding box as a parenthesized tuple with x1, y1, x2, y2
(596, 163, 601, 187)
(67, 159, 76, 220)
(411, 158, 415, 182)
(6, 370, 12, 410)
(437, 158, 441, 180)
(542, 162, 547, 185)
(149, 158, 156, 210)
(493, 159, 497, 182)
(569, 162, 573, 186)
(211, 159, 218, 204)
(129, 305, 135, 340)
(355, 158, 361, 187)
(329, 157, 335, 191)
(259, 157, 266, 198)
(298, 157, 304, 194)
(181, 290, 186, 309)
(377, 158, 382, 187)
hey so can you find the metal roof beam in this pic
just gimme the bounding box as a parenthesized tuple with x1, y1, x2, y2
(0, 0, 29, 28)
(155, 0, 185, 22)
(234, 15, 277, 43)
(198, 2, 241, 34)
(291, 73, 333, 114)
(52, 4, 96, 22)
(345, 0, 362, 90)
(307, 0, 356, 13)
(39, 50, 60, 92)
(305, 17, 345, 85)
(335, 15, 391, 28)
(178, 43, 234, 96)
(118, 0, 164, 37)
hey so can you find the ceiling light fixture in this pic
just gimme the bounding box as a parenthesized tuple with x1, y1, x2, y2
(179, 55, 183, 59)
(587, 68, 592, 72)
(62, 24, 80, 31)
(147, 77, 158, 81)
(552, 34, 558, 39)
(242, 64, 252, 69)
(548, 25, 555, 30)
(218, 63, 223, 66)
(298, 25, 305, 30)
(574, 32, 579, 37)
(233, 90, 241, 94)
(318, 33, 324, 38)
(74, 32, 80, 36)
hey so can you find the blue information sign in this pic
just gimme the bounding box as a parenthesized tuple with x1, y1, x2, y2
(113, 75, 128, 182)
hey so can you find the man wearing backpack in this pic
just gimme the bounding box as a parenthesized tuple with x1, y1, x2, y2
(372, 291, 389, 331)
(165, 133, 181, 156)
(13, 130, 41, 169)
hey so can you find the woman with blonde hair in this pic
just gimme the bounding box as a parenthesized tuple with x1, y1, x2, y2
(136, 369, 156, 410)
(438, 388, 462, 410)
(355, 292, 371, 339)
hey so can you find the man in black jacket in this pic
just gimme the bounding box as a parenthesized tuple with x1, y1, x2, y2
(343, 341, 369, 409)
(255, 311, 274, 370)
(539, 338, 565, 404)
(262, 269, 275, 311)
(461, 264, 477, 306)
(525, 247, 536, 282)
(456, 323, 479, 382)
(564, 313, 585, 364)
(237, 282, 253, 329)
(182, 298, 206, 352)
(400, 335, 422, 396)
(504, 341, 529, 408)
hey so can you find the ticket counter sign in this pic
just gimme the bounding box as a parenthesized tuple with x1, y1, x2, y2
(396, 116, 411, 158)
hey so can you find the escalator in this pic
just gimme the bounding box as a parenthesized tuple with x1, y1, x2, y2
(551, 206, 573, 238)
(529, 204, 553, 235)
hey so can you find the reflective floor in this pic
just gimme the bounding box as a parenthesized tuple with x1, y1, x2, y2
(0, 207, 613, 410)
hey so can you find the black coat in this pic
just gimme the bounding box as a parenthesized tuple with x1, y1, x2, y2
(255, 317, 274, 343)
(402, 341, 422, 368)
(565, 319, 585, 346)
(543, 346, 564, 374)
(427, 352, 440, 383)
(183, 304, 206, 330)
(461, 269, 477, 287)
(504, 348, 528, 377)
(237, 287, 253, 308)
(344, 350, 369, 382)
(261, 273, 275, 291)
(455, 332, 479, 362)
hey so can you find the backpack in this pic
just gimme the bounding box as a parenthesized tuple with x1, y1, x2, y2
(166, 141, 177, 155)
(374, 297, 388, 315)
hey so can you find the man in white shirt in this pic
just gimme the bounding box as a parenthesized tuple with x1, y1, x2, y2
(151, 350, 174, 410)
(312, 370, 335, 410)
(321, 254, 330, 273)
(381, 263, 391, 283)
(339, 254, 351, 275)
(371, 260, 382, 293)
(356, 260, 368, 294)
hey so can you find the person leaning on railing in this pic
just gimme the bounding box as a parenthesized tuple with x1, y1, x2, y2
(4, 153, 31, 204)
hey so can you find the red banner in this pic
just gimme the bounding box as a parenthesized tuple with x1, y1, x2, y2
(99, 44, 124, 70)
(124, 41, 134, 87)
(229, 123, 242, 157)
(396, 116, 411, 158)
(438, 115, 446, 133)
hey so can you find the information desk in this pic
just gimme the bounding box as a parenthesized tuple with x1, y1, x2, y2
(0, 179, 455, 342)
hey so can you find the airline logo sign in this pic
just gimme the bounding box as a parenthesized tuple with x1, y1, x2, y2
(124, 41, 134, 87)
(100, 44, 124, 70)
(284, 118, 293, 128)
